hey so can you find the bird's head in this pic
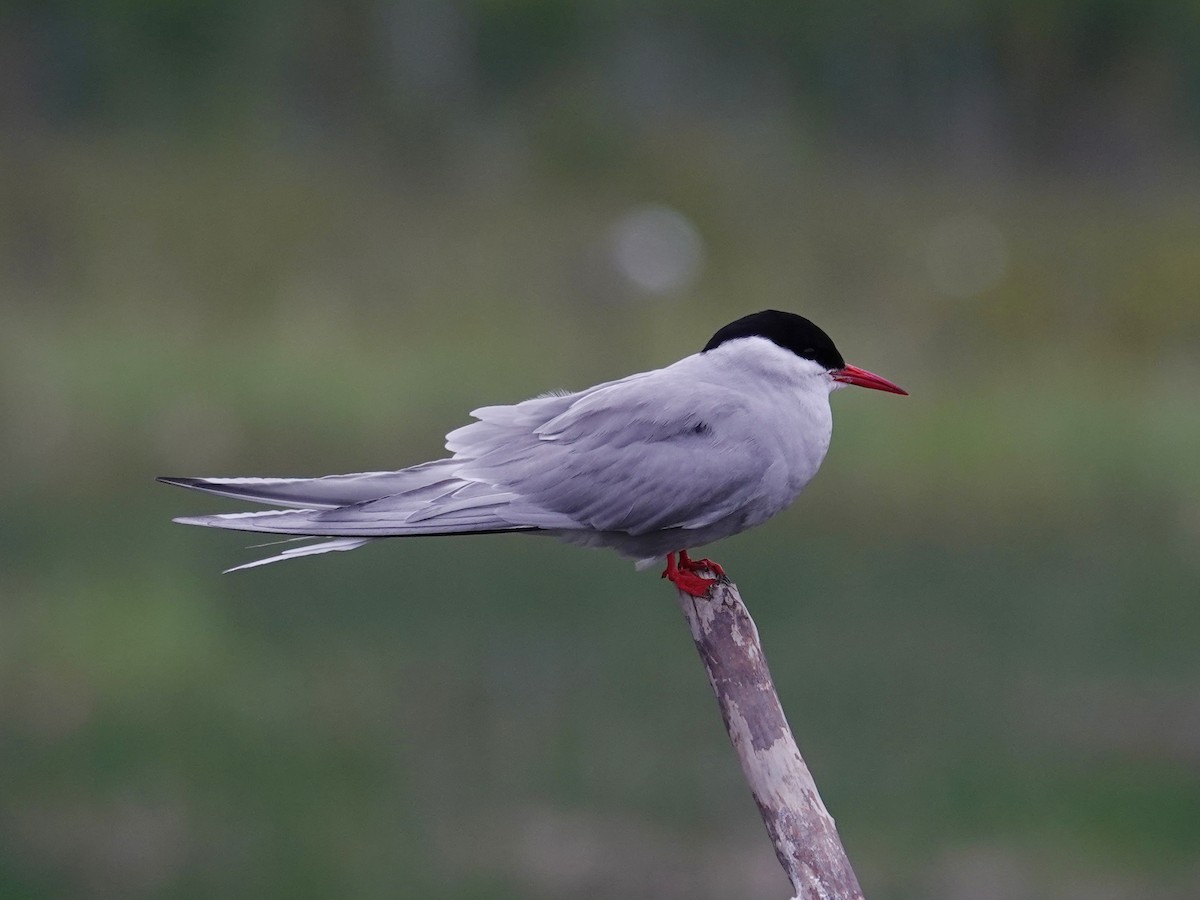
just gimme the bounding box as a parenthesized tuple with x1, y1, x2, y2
(702, 309, 908, 396)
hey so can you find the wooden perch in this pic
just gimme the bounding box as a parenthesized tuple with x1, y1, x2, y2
(676, 575, 864, 900)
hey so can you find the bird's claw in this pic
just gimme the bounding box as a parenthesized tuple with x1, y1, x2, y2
(678, 550, 726, 578)
(663, 551, 725, 597)
(663, 568, 720, 597)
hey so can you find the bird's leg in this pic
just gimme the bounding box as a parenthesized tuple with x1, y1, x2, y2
(678, 549, 726, 579)
(662, 551, 720, 597)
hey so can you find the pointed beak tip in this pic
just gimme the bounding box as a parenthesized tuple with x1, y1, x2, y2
(833, 364, 908, 396)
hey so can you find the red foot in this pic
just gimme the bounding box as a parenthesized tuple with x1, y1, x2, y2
(661, 551, 724, 597)
(678, 550, 726, 578)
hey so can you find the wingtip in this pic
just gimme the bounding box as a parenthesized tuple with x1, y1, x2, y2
(158, 476, 202, 489)
(172, 515, 212, 527)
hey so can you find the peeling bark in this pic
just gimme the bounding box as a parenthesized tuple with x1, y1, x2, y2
(677, 576, 865, 900)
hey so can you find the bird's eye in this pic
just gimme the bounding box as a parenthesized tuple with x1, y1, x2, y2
(692, 422, 711, 435)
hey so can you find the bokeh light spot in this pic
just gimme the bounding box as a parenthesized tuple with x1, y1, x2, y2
(608, 205, 705, 295)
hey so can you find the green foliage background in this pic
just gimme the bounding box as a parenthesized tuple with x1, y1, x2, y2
(2, 2, 1198, 898)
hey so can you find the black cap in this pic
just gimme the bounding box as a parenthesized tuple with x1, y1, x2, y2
(702, 310, 845, 370)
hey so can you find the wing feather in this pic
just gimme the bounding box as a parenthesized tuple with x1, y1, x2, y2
(156, 461, 456, 508)
(457, 376, 774, 535)
(165, 359, 781, 567)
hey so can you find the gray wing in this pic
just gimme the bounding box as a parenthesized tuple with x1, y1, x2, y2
(157, 460, 459, 508)
(451, 376, 777, 535)
(171, 476, 581, 536)
(166, 371, 775, 557)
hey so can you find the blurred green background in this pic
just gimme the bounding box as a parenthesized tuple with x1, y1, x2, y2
(2, 1, 1199, 898)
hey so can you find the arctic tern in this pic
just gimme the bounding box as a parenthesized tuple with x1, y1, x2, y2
(159, 310, 906, 595)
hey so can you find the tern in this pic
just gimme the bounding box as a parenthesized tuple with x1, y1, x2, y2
(159, 310, 906, 595)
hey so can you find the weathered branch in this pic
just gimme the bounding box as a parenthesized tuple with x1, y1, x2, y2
(677, 575, 864, 900)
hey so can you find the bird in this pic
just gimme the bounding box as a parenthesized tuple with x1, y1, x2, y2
(159, 310, 906, 596)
